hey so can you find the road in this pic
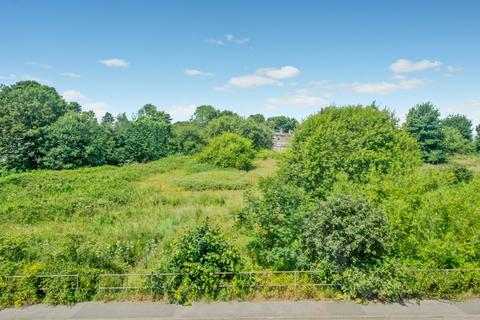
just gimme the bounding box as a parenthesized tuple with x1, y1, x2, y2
(1, 300, 480, 320)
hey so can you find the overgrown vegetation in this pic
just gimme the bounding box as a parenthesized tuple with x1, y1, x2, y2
(1, 82, 480, 306)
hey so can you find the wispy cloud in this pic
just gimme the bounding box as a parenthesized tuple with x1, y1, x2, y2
(447, 65, 463, 73)
(441, 100, 480, 124)
(207, 33, 249, 46)
(256, 66, 300, 79)
(167, 104, 197, 121)
(184, 68, 214, 76)
(390, 59, 442, 73)
(0, 74, 17, 81)
(83, 101, 109, 117)
(99, 58, 129, 68)
(23, 75, 52, 84)
(61, 72, 81, 78)
(267, 95, 328, 108)
(25, 61, 52, 69)
(62, 90, 86, 101)
(217, 65, 300, 91)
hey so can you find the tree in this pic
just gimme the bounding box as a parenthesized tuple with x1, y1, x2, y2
(441, 114, 473, 141)
(302, 194, 389, 269)
(239, 177, 311, 270)
(170, 121, 206, 155)
(0, 81, 74, 170)
(41, 111, 107, 169)
(267, 116, 298, 132)
(124, 118, 171, 163)
(192, 105, 219, 126)
(137, 104, 172, 124)
(206, 115, 273, 149)
(404, 102, 447, 164)
(248, 114, 266, 123)
(197, 132, 255, 170)
(441, 126, 474, 155)
(283, 105, 421, 197)
(476, 124, 480, 152)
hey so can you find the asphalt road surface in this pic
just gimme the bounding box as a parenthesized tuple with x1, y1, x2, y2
(1, 300, 480, 320)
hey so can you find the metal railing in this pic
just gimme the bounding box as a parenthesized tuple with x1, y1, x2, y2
(2, 269, 480, 295)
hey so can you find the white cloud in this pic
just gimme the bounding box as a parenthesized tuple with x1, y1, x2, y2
(350, 78, 430, 94)
(61, 72, 81, 78)
(25, 61, 52, 69)
(267, 95, 328, 108)
(184, 68, 214, 76)
(167, 104, 197, 121)
(390, 59, 442, 73)
(83, 101, 109, 118)
(207, 39, 224, 45)
(226, 74, 280, 89)
(62, 90, 86, 101)
(447, 65, 463, 73)
(0, 74, 17, 80)
(441, 100, 480, 124)
(256, 66, 300, 79)
(207, 33, 249, 46)
(99, 58, 129, 68)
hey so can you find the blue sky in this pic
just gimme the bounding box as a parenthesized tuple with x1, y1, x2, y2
(1, 0, 479, 123)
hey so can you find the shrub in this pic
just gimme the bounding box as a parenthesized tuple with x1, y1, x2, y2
(239, 176, 312, 270)
(197, 132, 255, 170)
(152, 222, 242, 303)
(302, 194, 390, 269)
(282, 104, 421, 198)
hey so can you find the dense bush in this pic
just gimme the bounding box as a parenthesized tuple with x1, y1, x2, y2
(152, 223, 243, 303)
(282, 105, 421, 197)
(239, 177, 312, 270)
(197, 132, 255, 170)
(303, 194, 389, 269)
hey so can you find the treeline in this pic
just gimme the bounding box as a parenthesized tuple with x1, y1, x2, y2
(0, 81, 297, 172)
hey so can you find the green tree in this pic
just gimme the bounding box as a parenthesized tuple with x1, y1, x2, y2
(41, 111, 107, 169)
(248, 113, 266, 123)
(475, 124, 480, 152)
(239, 177, 311, 270)
(0, 81, 75, 170)
(152, 222, 242, 303)
(137, 104, 172, 124)
(303, 194, 389, 269)
(124, 118, 171, 163)
(441, 126, 474, 155)
(170, 121, 206, 155)
(404, 102, 446, 163)
(267, 116, 298, 132)
(192, 105, 219, 126)
(441, 114, 473, 141)
(197, 132, 255, 170)
(283, 105, 421, 197)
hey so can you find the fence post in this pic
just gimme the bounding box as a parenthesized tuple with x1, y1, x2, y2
(293, 271, 297, 294)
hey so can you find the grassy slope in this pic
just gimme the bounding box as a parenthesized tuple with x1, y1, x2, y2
(0, 155, 278, 275)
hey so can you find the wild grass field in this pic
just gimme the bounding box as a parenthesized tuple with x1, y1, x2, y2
(0, 155, 278, 277)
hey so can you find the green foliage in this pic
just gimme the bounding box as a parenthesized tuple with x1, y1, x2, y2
(476, 124, 480, 152)
(174, 169, 252, 191)
(41, 111, 107, 169)
(267, 116, 298, 132)
(206, 114, 273, 149)
(303, 194, 389, 269)
(192, 105, 219, 126)
(404, 102, 447, 163)
(0, 81, 75, 170)
(152, 222, 242, 303)
(239, 177, 311, 270)
(197, 132, 255, 170)
(170, 121, 206, 155)
(248, 113, 266, 123)
(124, 118, 171, 162)
(441, 114, 473, 141)
(283, 105, 421, 197)
(137, 103, 172, 123)
(441, 126, 474, 155)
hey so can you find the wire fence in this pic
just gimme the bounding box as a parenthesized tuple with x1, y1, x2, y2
(2, 269, 480, 296)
